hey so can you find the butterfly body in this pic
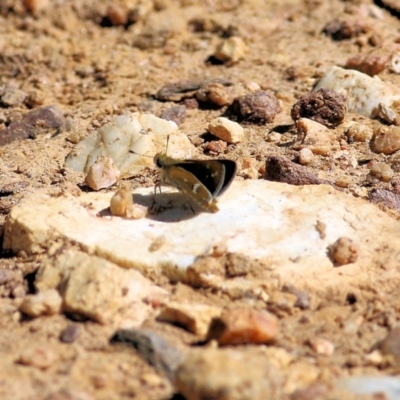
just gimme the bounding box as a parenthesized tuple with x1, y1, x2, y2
(154, 153, 236, 213)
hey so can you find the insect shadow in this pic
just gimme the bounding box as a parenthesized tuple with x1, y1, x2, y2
(133, 192, 206, 223)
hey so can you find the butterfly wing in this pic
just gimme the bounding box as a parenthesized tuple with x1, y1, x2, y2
(166, 165, 219, 212)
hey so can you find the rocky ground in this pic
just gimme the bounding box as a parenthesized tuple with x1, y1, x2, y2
(2, 0, 400, 399)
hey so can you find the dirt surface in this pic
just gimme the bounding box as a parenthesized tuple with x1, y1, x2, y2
(2, 0, 400, 399)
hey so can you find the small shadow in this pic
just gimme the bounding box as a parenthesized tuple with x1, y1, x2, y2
(135, 192, 205, 222)
(271, 124, 295, 134)
(96, 192, 206, 223)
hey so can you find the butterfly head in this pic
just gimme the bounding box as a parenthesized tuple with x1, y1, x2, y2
(154, 153, 165, 169)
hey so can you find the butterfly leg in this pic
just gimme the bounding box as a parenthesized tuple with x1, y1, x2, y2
(150, 181, 163, 214)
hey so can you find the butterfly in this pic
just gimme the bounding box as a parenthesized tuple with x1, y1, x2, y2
(153, 152, 237, 213)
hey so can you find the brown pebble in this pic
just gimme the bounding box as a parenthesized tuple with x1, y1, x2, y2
(207, 307, 279, 345)
(323, 19, 367, 40)
(206, 140, 227, 154)
(60, 325, 81, 343)
(155, 78, 232, 102)
(227, 90, 281, 124)
(369, 188, 400, 211)
(346, 52, 389, 76)
(19, 345, 55, 369)
(328, 237, 359, 266)
(196, 83, 233, 107)
(106, 4, 128, 26)
(160, 105, 186, 126)
(291, 88, 347, 128)
(371, 124, 400, 155)
(378, 326, 400, 365)
(265, 155, 330, 186)
(85, 155, 121, 190)
(183, 98, 199, 109)
(0, 105, 65, 146)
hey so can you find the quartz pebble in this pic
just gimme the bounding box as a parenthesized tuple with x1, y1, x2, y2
(19, 345, 55, 369)
(371, 124, 400, 155)
(314, 66, 400, 124)
(208, 117, 244, 144)
(85, 155, 121, 190)
(110, 185, 147, 219)
(65, 113, 194, 177)
(19, 289, 62, 317)
(207, 307, 278, 345)
(157, 301, 222, 337)
(328, 237, 359, 266)
(298, 148, 314, 165)
(297, 118, 339, 155)
(309, 337, 335, 355)
(291, 88, 347, 128)
(213, 37, 247, 65)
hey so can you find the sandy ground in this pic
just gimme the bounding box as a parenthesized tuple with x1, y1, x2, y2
(2, 0, 400, 399)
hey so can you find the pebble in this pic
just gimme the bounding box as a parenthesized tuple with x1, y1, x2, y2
(208, 117, 244, 144)
(111, 328, 185, 380)
(0, 86, 27, 107)
(266, 131, 282, 143)
(110, 185, 148, 219)
(369, 188, 400, 211)
(371, 124, 400, 155)
(174, 348, 281, 400)
(298, 148, 314, 165)
(19, 289, 62, 317)
(19, 345, 55, 369)
(344, 121, 373, 142)
(328, 237, 359, 266)
(206, 307, 279, 345)
(265, 155, 327, 185)
(297, 117, 339, 155)
(369, 163, 394, 182)
(205, 140, 227, 154)
(60, 324, 81, 343)
(346, 50, 390, 76)
(106, 4, 128, 26)
(0, 105, 65, 146)
(291, 89, 347, 128)
(323, 18, 367, 40)
(195, 83, 233, 107)
(213, 37, 247, 65)
(309, 337, 335, 355)
(85, 155, 121, 190)
(23, 0, 50, 14)
(157, 301, 222, 337)
(314, 66, 400, 124)
(160, 105, 186, 126)
(228, 90, 281, 124)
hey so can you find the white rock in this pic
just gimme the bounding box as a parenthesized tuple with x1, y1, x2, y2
(314, 66, 400, 124)
(208, 117, 244, 144)
(4, 181, 400, 291)
(34, 250, 168, 325)
(65, 113, 195, 177)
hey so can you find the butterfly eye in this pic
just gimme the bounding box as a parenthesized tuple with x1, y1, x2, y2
(155, 157, 163, 168)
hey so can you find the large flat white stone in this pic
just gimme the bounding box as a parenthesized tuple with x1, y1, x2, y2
(4, 181, 400, 289)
